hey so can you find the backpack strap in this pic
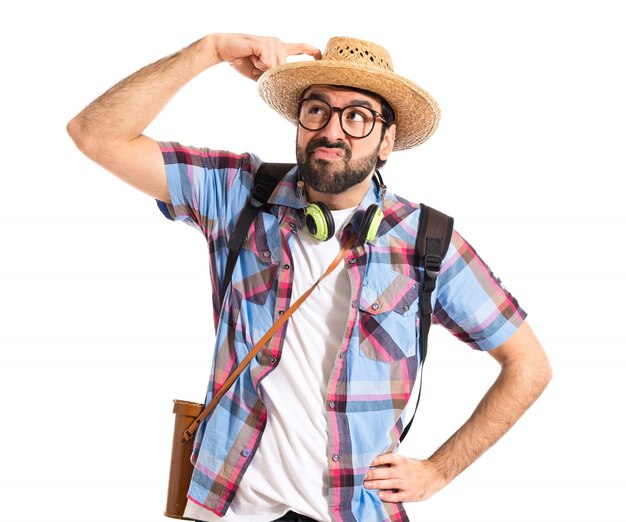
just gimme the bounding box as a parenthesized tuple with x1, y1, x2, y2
(400, 203, 454, 442)
(416, 204, 454, 363)
(219, 162, 295, 306)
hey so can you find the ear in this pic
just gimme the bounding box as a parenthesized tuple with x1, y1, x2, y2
(378, 124, 396, 161)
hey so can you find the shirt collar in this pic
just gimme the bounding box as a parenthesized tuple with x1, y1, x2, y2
(342, 174, 385, 239)
(267, 166, 384, 211)
(267, 166, 303, 209)
(267, 166, 385, 240)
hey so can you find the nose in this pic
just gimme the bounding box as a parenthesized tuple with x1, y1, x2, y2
(318, 109, 346, 142)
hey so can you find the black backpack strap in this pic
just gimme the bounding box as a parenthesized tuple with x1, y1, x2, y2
(219, 162, 295, 306)
(400, 203, 454, 442)
(416, 204, 454, 363)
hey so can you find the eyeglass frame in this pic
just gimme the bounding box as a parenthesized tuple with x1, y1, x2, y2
(297, 97, 389, 139)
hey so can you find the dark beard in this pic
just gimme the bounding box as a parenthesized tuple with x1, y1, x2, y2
(296, 137, 380, 194)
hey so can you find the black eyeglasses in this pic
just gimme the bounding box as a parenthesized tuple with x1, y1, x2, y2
(297, 98, 388, 139)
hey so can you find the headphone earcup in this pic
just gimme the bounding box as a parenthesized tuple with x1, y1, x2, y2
(357, 204, 384, 245)
(305, 202, 335, 241)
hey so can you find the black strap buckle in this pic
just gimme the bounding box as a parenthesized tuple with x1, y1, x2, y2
(424, 253, 442, 279)
(250, 176, 279, 207)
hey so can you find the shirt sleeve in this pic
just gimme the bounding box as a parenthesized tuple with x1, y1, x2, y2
(155, 141, 261, 241)
(433, 229, 527, 351)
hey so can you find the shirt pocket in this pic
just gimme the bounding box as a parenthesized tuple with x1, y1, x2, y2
(232, 212, 279, 306)
(358, 271, 420, 362)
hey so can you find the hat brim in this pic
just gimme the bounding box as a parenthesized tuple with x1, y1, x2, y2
(258, 60, 440, 150)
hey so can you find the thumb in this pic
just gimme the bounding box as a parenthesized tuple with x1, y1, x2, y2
(284, 43, 322, 60)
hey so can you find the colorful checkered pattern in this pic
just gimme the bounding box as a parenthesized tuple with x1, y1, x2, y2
(158, 142, 526, 521)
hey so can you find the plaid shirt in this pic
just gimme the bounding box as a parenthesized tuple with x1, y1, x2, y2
(158, 142, 526, 522)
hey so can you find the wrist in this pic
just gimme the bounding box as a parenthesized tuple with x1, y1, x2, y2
(426, 455, 454, 485)
(189, 34, 223, 71)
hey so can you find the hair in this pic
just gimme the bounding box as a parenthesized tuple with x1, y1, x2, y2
(353, 87, 396, 170)
(375, 96, 395, 170)
(297, 85, 396, 169)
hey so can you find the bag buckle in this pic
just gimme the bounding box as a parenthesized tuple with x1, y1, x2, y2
(424, 254, 442, 279)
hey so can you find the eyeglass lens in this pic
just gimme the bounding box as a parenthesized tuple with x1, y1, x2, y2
(298, 99, 378, 138)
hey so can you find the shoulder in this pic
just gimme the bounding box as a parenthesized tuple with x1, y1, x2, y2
(159, 141, 261, 174)
(381, 189, 454, 241)
(382, 189, 419, 221)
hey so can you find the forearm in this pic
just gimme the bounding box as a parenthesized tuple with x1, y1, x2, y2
(66, 33, 319, 199)
(428, 350, 551, 483)
(68, 34, 220, 145)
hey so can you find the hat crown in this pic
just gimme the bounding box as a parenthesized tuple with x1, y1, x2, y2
(323, 37, 394, 73)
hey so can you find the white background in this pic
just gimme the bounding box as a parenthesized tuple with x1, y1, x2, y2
(1, 0, 624, 521)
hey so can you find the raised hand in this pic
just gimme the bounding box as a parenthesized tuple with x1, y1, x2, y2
(213, 33, 321, 80)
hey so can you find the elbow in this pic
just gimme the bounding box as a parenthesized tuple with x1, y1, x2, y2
(66, 116, 90, 153)
(66, 115, 81, 142)
(66, 115, 79, 136)
(66, 115, 106, 162)
(66, 115, 126, 164)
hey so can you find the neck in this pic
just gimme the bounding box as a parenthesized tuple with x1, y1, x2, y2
(305, 173, 373, 210)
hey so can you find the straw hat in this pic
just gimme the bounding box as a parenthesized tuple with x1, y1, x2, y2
(257, 36, 440, 150)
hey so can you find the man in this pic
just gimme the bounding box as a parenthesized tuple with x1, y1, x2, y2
(67, 33, 551, 522)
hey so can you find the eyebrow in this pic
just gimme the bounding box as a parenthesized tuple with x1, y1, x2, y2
(305, 91, 375, 110)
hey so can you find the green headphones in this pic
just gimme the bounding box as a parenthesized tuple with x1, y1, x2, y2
(301, 171, 386, 244)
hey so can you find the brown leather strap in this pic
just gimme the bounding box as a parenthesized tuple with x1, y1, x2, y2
(180, 234, 357, 444)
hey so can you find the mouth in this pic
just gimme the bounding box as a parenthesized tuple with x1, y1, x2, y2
(312, 147, 344, 161)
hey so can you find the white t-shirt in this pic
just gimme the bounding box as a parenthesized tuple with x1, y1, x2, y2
(185, 208, 354, 522)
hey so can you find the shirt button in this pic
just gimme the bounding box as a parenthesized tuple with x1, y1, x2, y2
(289, 223, 296, 230)
(270, 357, 277, 364)
(348, 258, 357, 264)
(403, 304, 410, 312)
(241, 449, 251, 457)
(372, 303, 380, 311)
(339, 351, 346, 359)
(283, 264, 290, 270)
(263, 251, 271, 258)
(329, 401, 335, 409)
(332, 454, 340, 462)
(278, 310, 284, 315)
(351, 300, 357, 308)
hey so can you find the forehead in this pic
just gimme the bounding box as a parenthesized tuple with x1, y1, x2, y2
(302, 85, 382, 109)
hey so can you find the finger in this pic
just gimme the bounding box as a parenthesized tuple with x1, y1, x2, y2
(369, 452, 398, 468)
(248, 39, 282, 70)
(257, 45, 287, 69)
(250, 67, 264, 80)
(268, 40, 295, 67)
(284, 43, 322, 60)
(251, 54, 271, 71)
(378, 489, 406, 503)
(252, 41, 320, 71)
(253, 51, 286, 71)
(363, 478, 404, 491)
(364, 466, 393, 481)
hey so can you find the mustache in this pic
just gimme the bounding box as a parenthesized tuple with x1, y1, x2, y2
(305, 138, 350, 156)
